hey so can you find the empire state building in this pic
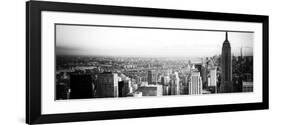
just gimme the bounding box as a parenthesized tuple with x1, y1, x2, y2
(219, 32, 233, 93)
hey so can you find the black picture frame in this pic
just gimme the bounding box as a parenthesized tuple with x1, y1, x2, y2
(26, 1, 269, 124)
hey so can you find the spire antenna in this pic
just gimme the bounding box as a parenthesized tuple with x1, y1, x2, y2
(226, 32, 228, 41)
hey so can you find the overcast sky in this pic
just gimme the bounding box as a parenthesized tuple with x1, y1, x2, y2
(56, 24, 253, 57)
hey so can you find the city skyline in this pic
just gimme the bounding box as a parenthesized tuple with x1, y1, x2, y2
(55, 24, 254, 100)
(56, 24, 253, 57)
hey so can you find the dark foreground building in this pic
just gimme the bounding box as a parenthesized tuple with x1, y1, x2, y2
(69, 74, 93, 99)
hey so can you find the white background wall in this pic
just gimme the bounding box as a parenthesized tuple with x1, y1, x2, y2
(0, 0, 279, 124)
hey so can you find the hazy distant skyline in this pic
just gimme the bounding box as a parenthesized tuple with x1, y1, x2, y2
(56, 24, 253, 57)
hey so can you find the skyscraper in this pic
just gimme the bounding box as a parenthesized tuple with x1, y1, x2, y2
(170, 72, 180, 95)
(201, 65, 208, 89)
(161, 76, 171, 95)
(148, 70, 157, 85)
(96, 72, 119, 98)
(220, 32, 233, 93)
(161, 76, 170, 86)
(181, 75, 190, 95)
(189, 70, 203, 95)
(208, 67, 217, 87)
(208, 67, 217, 93)
(118, 81, 125, 97)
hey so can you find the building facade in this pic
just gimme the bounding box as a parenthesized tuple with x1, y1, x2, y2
(220, 32, 233, 93)
(208, 67, 217, 87)
(170, 72, 180, 95)
(96, 73, 119, 98)
(137, 85, 163, 96)
(148, 70, 157, 85)
(189, 71, 203, 95)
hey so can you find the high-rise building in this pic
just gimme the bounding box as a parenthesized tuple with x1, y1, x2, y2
(96, 72, 119, 98)
(118, 81, 125, 97)
(181, 75, 189, 95)
(161, 76, 170, 86)
(148, 70, 157, 85)
(118, 80, 133, 97)
(163, 85, 170, 95)
(170, 72, 180, 95)
(220, 32, 233, 93)
(124, 80, 133, 96)
(189, 71, 203, 95)
(207, 67, 217, 93)
(201, 65, 208, 89)
(161, 75, 171, 95)
(208, 67, 217, 87)
(69, 74, 93, 99)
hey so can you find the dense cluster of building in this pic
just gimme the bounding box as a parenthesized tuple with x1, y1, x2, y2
(56, 32, 253, 100)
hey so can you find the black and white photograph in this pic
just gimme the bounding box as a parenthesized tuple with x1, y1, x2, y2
(25, 1, 269, 124)
(55, 24, 254, 100)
